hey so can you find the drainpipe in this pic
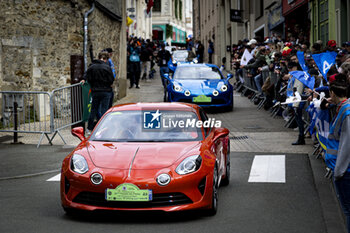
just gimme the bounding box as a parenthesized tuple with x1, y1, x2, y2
(84, 2, 95, 72)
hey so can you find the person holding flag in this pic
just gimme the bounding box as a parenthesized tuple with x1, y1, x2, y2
(289, 69, 315, 145)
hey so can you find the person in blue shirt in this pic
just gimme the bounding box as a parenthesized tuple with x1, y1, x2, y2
(324, 74, 350, 233)
(103, 48, 116, 108)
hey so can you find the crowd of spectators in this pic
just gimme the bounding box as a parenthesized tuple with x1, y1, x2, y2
(231, 37, 350, 126)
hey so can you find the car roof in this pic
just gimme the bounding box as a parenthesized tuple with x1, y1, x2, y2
(108, 102, 201, 113)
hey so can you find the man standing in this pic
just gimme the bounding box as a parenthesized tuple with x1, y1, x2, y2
(208, 40, 214, 64)
(103, 48, 116, 108)
(140, 44, 151, 80)
(197, 41, 204, 63)
(157, 44, 172, 88)
(86, 51, 114, 134)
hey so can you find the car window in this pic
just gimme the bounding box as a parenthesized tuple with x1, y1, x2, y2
(90, 110, 203, 142)
(174, 66, 223, 80)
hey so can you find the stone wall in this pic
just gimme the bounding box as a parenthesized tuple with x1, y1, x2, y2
(0, 0, 125, 96)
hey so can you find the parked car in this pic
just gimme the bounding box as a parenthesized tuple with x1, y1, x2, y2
(164, 64, 234, 111)
(61, 102, 230, 216)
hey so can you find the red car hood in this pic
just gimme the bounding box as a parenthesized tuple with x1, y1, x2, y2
(86, 141, 201, 169)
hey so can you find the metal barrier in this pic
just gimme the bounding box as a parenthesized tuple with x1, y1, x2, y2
(0, 83, 83, 147)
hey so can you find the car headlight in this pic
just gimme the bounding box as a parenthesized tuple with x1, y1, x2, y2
(184, 90, 191, 96)
(213, 90, 219, 96)
(221, 85, 228, 92)
(172, 60, 177, 64)
(193, 58, 198, 64)
(174, 85, 183, 92)
(70, 154, 89, 174)
(176, 155, 202, 175)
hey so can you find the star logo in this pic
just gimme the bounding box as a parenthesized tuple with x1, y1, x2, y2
(150, 109, 162, 122)
(143, 110, 162, 129)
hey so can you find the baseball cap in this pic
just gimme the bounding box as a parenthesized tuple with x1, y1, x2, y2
(247, 39, 257, 45)
(327, 40, 336, 47)
(105, 48, 113, 53)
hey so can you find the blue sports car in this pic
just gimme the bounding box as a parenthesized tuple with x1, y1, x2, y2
(163, 64, 234, 111)
(168, 50, 197, 72)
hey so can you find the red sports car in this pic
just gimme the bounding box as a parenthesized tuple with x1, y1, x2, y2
(61, 102, 230, 215)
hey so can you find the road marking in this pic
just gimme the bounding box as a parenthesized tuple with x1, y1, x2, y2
(47, 173, 61, 181)
(248, 155, 285, 183)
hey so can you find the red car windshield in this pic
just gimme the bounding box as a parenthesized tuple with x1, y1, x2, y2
(90, 110, 203, 142)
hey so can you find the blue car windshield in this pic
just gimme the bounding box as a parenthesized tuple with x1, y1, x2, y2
(174, 66, 223, 80)
(90, 110, 203, 142)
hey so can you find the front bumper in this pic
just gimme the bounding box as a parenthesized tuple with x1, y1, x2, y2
(61, 167, 214, 212)
(168, 91, 233, 108)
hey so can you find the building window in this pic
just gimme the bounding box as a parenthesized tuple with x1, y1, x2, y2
(153, 0, 161, 12)
(319, 0, 328, 44)
(175, 0, 178, 19)
(255, 0, 264, 20)
(179, 0, 183, 20)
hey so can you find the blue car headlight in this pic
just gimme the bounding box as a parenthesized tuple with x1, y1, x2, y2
(184, 90, 191, 96)
(221, 85, 228, 92)
(174, 85, 183, 92)
(176, 155, 202, 175)
(213, 90, 219, 96)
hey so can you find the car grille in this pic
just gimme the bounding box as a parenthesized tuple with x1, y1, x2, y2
(73, 192, 193, 208)
(177, 99, 227, 105)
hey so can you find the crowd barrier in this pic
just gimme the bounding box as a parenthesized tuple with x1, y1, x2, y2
(0, 83, 83, 148)
(237, 68, 315, 155)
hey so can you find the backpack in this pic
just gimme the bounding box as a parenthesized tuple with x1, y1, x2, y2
(130, 48, 140, 62)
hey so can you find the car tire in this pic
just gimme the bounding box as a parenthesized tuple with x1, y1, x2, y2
(163, 91, 168, 102)
(63, 207, 76, 216)
(206, 165, 218, 216)
(226, 97, 234, 112)
(221, 141, 230, 186)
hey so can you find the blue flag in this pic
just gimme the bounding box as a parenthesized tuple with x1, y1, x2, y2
(306, 103, 318, 135)
(289, 70, 315, 89)
(297, 51, 309, 72)
(312, 51, 337, 82)
(286, 75, 296, 97)
(315, 109, 330, 151)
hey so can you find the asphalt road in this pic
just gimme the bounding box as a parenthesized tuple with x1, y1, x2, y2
(0, 72, 346, 233)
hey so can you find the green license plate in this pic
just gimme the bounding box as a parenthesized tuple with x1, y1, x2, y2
(106, 183, 152, 202)
(193, 95, 212, 103)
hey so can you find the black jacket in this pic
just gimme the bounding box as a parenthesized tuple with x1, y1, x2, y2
(86, 59, 114, 92)
(157, 49, 171, 67)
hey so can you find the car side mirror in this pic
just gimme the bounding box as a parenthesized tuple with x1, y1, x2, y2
(163, 73, 172, 81)
(227, 73, 233, 81)
(71, 127, 86, 141)
(213, 127, 229, 142)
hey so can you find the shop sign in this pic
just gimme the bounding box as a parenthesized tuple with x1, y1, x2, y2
(230, 9, 243, 23)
